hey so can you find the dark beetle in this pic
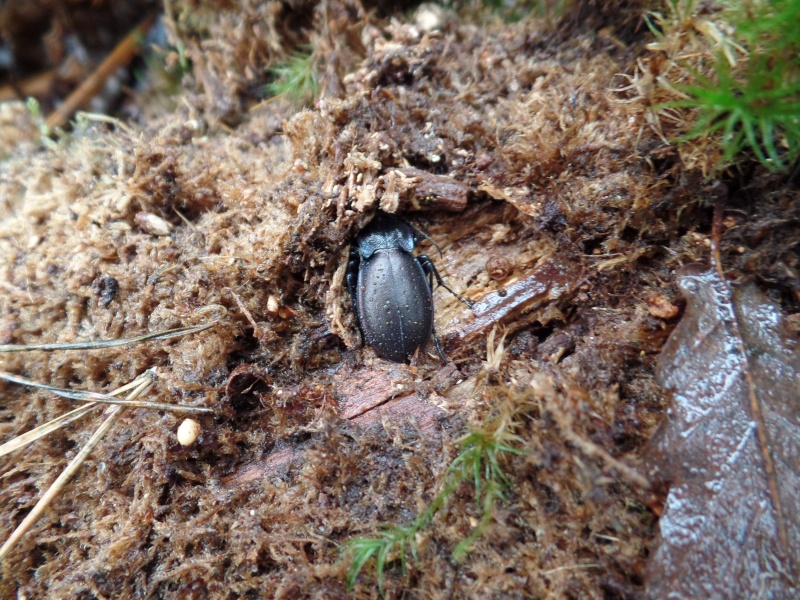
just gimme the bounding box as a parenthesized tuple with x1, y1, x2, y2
(347, 212, 470, 363)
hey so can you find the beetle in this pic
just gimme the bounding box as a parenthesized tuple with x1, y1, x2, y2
(347, 212, 471, 363)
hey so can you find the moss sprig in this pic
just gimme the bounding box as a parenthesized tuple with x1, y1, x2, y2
(267, 48, 319, 106)
(655, 0, 800, 172)
(345, 396, 526, 594)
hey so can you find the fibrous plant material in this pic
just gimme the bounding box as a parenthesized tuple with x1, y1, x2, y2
(0, 322, 218, 563)
(0, 371, 156, 562)
(7, 0, 787, 596)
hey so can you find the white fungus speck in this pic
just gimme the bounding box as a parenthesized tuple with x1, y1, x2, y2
(177, 418, 201, 446)
(135, 211, 172, 236)
(266, 295, 280, 314)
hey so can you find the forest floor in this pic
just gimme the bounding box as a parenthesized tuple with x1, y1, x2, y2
(0, 1, 798, 598)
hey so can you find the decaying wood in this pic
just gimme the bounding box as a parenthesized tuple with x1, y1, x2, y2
(334, 361, 414, 420)
(392, 167, 470, 213)
(350, 393, 446, 440)
(447, 259, 583, 355)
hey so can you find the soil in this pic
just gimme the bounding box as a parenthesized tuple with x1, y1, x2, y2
(0, 1, 798, 598)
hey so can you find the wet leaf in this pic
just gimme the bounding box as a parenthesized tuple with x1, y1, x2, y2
(648, 264, 800, 599)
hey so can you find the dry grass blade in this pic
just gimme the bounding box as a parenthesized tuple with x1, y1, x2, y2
(74, 111, 134, 134)
(0, 371, 213, 415)
(0, 371, 155, 562)
(0, 404, 98, 458)
(0, 373, 147, 458)
(0, 321, 215, 353)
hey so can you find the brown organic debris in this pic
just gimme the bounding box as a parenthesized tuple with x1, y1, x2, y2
(3, 0, 798, 597)
(392, 167, 471, 213)
(644, 293, 679, 320)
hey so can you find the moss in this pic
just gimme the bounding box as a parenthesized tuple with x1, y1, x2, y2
(346, 388, 527, 593)
(267, 49, 320, 107)
(646, 0, 800, 172)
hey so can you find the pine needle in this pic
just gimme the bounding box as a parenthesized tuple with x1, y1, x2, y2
(0, 321, 215, 353)
(0, 371, 213, 415)
(0, 404, 99, 458)
(0, 371, 155, 562)
(0, 374, 150, 458)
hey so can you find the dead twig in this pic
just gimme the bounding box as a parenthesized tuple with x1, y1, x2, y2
(45, 15, 156, 130)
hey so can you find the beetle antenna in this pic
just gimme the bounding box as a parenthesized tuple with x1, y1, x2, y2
(386, 212, 444, 258)
(407, 222, 444, 258)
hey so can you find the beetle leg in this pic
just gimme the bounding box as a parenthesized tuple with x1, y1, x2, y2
(417, 255, 474, 308)
(431, 327, 448, 363)
(346, 248, 360, 306)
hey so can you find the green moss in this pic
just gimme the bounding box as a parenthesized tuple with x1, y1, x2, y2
(661, 0, 800, 171)
(267, 49, 319, 107)
(25, 98, 58, 150)
(345, 409, 525, 594)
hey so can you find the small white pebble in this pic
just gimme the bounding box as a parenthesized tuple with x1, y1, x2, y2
(267, 294, 280, 314)
(135, 211, 172, 236)
(177, 418, 201, 446)
(415, 3, 445, 32)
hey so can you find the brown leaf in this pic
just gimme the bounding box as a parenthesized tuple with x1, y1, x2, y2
(647, 264, 800, 599)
